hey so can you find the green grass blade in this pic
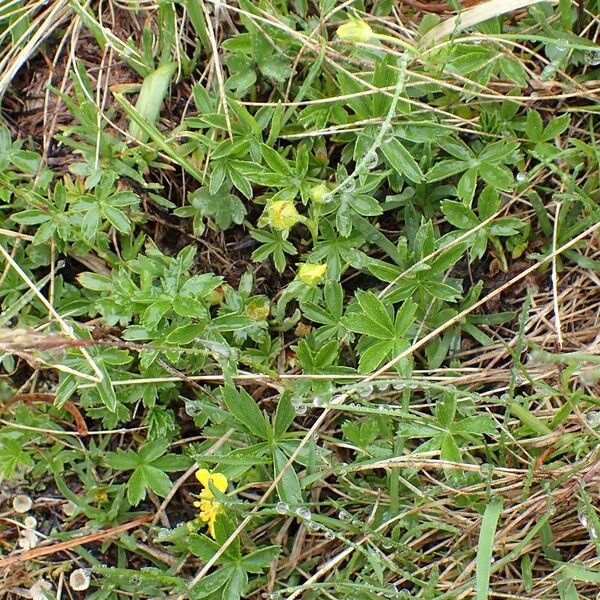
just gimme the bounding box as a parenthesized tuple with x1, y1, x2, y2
(128, 62, 177, 143)
(563, 564, 600, 584)
(476, 499, 503, 600)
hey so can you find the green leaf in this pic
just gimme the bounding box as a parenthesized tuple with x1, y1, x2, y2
(104, 206, 131, 233)
(222, 385, 269, 439)
(394, 299, 417, 336)
(274, 394, 294, 439)
(0, 440, 34, 482)
(11, 209, 51, 225)
(189, 567, 232, 599)
(273, 446, 302, 505)
(138, 439, 170, 462)
(542, 114, 570, 141)
(106, 448, 140, 470)
(524, 110, 544, 142)
(498, 56, 528, 86)
(77, 272, 113, 291)
(358, 340, 394, 373)
(426, 159, 467, 182)
(165, 324, 204, 344)
(188, 533, 220, 561)
(242, 546, 281, 573)
(441, 200, 479, 230)
(173, 295, 206, 318)
(476, 499, 503, 600)
(223, 566, 247, 600)
(457, 167, 478, 205)
(479, 163, 513, 190)
(211, 314, 253, 332)
(143, 464, 173, 497)
(438, 137, 473, 161)
(128, 467, 149, 505)
(381, 138, 424, 183)
(440, 434, 461, 463)
(152, 454, 193, 472)
(355, 290, 394, 333)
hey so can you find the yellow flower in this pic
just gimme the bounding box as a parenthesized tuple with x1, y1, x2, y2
(193, 498, 221, 539)
(297, 263, 327, 286)
(267, 200, 301, 230)
(193, 469, 228, 539)
(336, 17, 374, 44)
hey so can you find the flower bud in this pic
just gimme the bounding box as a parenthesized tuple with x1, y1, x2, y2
(297, 263, 327, 286)
(337, 17, 374, 44)
(310, 182, 330, 204)
(267, 200, 301, 230)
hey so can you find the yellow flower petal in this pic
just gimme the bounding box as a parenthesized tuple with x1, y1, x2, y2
(195, 469, 228, 493)
(195, 468, 210, 486)
(297, 263, 327, 286)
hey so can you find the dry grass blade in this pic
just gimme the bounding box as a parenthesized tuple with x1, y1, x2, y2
(420, 0, 559, 46)
(0, 0, 69, 98)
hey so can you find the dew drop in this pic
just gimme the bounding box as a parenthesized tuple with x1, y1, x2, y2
(275, 502, 289, 514)
(358, 384, 373, 398)
(540, 64, 557, 81)
(392, 383, 403, 390)
(378, 405, 386, 412)
(376, 381, 389, 391)
(585, 410, 600, 427)
(324, 530, 335, 540)
(294, 402, 307, 415)
(382, 126, 396, 143)
(479, 463, 493, 478)
(306, 520, 320, 531)
(269, 593, 280, 600)
(338, 510, 350, 521)
(584, 49, 600, 66)
(516, 172, 527, 183)
(312, 396, 326, 408)
(296, 507, 311, 520)
(185, 404, 201, 417)
(363, 151, 379, 170)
